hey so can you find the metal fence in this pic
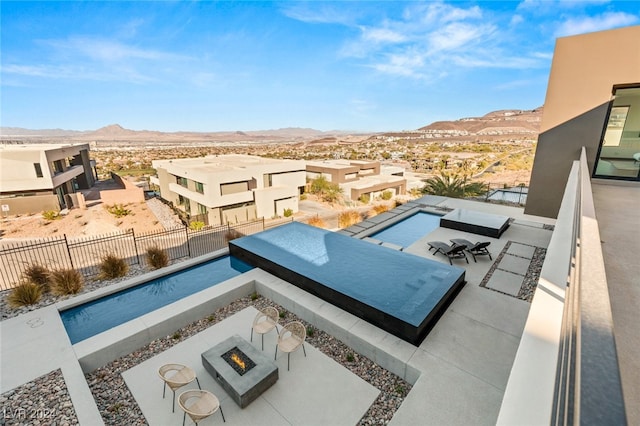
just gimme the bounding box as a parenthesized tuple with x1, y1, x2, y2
(0, 217, 293, 290)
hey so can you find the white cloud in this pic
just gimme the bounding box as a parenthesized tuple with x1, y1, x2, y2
(361, 27, 407, 43)
(280, 3, 355, 25)
(428, 22, 496, 52)
(554, 12, 639, 36)
(42, 37, 185, 63)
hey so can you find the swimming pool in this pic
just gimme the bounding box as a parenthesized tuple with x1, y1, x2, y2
(370, 211, 441, 247)
(60, 255, 253, 344)
(230, 222, 465, 345)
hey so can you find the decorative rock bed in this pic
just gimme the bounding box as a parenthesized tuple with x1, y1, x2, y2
(0, 369, 79, 426)
(85, 295, 412, 425)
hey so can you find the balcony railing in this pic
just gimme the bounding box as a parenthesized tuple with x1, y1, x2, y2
(498, 148, 625, 425)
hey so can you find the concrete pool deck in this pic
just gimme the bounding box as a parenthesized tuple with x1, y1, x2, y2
(1, 198, 555, 425)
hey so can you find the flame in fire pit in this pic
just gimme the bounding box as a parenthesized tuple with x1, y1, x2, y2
(231, 352, 246, 370)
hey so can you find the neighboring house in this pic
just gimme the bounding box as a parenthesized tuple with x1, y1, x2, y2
(151, 155, 306, 225)
(0, 143, 96, 215)
(306, 159, 406, 201)
(526, 25, 640, 218)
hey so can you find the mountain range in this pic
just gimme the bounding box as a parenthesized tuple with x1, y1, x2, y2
(0, 107, 542, 144)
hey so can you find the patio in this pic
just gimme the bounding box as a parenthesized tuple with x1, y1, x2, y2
(0, 198, 555, 425)
(124, 307, 380, 426)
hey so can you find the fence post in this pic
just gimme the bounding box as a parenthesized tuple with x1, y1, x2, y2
(63, 234, 75, 269)
(185, 225, 191, 258)
(130, 228, 141, 266)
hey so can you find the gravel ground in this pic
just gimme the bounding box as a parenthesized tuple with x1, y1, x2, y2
(479, 240, 546, 302)
(145, 198, 183, 230)
(0, 369, 79, 426)
(0, 263, 154, 321)
(85, 295, 412, 425)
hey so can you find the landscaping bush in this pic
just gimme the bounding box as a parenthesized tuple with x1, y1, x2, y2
(189, 221, 205, 231)
(42, 210, 60, 221)
(106, 204, 131, 218)
(7, 281, 43, 307)
(381, 190, 393, 200)
(146, 246, 169, 269)
(306, 216, 327, 228)
(283, 208, 293, 217)
(358, 194, 370, 204)
(338, 210, 362, 228)
(368, 203, 390, 218)
(50, 268, 84, 295)
(99, 253, 129, 279)
(22, 264, 51, 290)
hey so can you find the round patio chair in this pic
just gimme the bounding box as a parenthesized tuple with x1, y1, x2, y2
(274, 320, 307, 371)
(250, 306, 279, 350)
(179, 389, 225, 425)
(158, 364, 201, 413)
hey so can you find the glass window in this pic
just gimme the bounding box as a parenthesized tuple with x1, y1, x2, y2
(195, 181, 204, 194)
(176, 176, 188, 187)
(33, 163, 43, 178)
(198, 203, 207, 215)
(593, 86, 640, 181)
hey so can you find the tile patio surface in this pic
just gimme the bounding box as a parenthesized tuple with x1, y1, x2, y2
(0, 198, 556, 425)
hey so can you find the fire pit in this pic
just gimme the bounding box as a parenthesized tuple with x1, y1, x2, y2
(202, 334, 278, 408)
(221, 347, 256, 376)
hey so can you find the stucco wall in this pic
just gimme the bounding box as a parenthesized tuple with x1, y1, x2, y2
(526, 26, 640, 218)
(100, 173, 145, 205)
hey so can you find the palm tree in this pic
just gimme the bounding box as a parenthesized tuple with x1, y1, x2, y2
(421, 171, 487, 198)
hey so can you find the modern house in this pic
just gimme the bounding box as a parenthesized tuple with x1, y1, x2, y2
(305, 159, 406, 201)
(526, 25, 640, 218)
(500, 25, 639, 425)
(151, 155, 306, 225)
(0, 143, 96, 214)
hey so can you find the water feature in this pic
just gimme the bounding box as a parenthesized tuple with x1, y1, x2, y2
(370, 211, 441, 248)
(61, 255, 253, 344)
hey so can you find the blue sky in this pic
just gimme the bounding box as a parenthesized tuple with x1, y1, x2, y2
(2, 1, 638, 132)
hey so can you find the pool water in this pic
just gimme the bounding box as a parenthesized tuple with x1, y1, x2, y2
(61, 256, 253, 344)
(371, 212, 441, 247)
(230, 222, 465, 345)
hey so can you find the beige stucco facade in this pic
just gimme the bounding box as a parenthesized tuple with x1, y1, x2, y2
(151, 155, 306, 225)
(306, 159, 405, 201)
(526, 25, 640, 218)
(0, 143, 96, 214)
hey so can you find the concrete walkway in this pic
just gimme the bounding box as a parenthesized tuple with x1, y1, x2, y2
(1, 199, 555, 425)
(592, 182, 640, 425)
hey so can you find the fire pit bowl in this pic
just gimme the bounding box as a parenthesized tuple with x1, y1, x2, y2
(202, 334, 279, 408)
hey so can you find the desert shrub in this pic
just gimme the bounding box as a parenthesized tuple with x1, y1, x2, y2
(338, 210, 362, 228)
(50, 268, 84, 295)
(367, 204, 391, 219)
(189, 221, 205, 231)
(358, 194, 370, 204)
(283, 208, 293, 217)
(381, 190, 393, 200)
(42, 210, 60, 221)
(146, 246, 169, 269)
(300, 193, 307, 201)
(22, 264, 51, 291)
(106, 204, 131, 218)
(99, 253, 129, 279)
(306, 216, 326, 228)
(7, 281, 43, 307)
